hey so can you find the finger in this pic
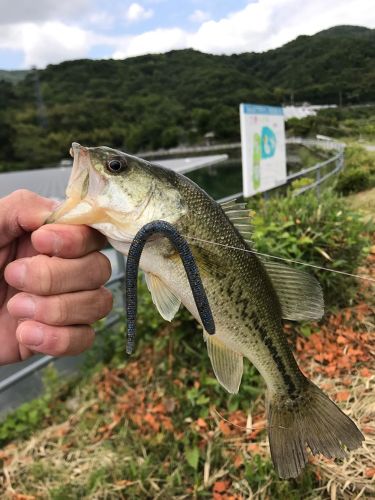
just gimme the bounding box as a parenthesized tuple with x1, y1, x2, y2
(5, 252, 111, 295)
(32, 224, 108, 258)
(16, 321, 95, 357)
(8, 287, 113, 325)
(0, 190, 57, 247)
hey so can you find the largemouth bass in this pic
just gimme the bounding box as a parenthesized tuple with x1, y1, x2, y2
(48, 143, 364, 478)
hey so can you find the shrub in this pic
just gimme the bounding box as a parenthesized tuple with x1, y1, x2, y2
(290, 177, 314, 191)
(335, 144, 375, 195)
(250, 189, 372, 308)
(335, 168, 371, 195)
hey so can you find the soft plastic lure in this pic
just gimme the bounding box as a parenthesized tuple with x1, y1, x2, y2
(125, 220, 215, 354)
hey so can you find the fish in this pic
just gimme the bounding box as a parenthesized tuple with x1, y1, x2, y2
(48, 142, 364, 479)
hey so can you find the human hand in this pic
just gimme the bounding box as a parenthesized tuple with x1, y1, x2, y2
(1, 190, 113, 364)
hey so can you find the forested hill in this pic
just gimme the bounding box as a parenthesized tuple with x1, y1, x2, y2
(1, 25, 374, 170)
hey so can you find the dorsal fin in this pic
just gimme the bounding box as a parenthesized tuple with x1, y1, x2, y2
(220, 199, 254, 244)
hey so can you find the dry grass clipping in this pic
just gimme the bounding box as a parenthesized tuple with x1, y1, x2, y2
(312, 373, 375, 500)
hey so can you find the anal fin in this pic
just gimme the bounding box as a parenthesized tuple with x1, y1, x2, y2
(205, 333, 243, 394)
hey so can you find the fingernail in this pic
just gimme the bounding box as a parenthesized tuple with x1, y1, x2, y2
(11, 262, 27, 288)
(19, 324, 44, 346)
(14, 295, 36, 319)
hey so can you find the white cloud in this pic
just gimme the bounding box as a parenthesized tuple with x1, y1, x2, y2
(87, 11, 115, 29)
(189, 0, 375, 54)
(112, 28, 187, 59)
(189, 9, 210, 24)
(112, 0, 375, 62)
(124, 3, 154, 23)
(1, 0, 375, 68)
(0, 21, 90, 67)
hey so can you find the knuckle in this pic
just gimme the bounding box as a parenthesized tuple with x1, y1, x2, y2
(54, 296, 69, 324)
(99, 288, 113, 317)
(75, 228, 88, 256)
(84, 327, 95, 349)
(31, 256, 54, 295)
(12, 189, 34, 203)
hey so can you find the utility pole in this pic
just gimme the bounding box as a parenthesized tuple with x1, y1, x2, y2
(32, 67, 48, 129)
(338, 90, 343, 107)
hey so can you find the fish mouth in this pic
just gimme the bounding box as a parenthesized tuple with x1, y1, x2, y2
(46, 142, 107, 225)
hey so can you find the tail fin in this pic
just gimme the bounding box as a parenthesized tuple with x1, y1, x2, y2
(267, 381, 364, 479)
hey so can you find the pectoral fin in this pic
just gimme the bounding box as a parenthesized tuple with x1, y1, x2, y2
(145, 273, 181, 321)
(262, 260, 324, 321)
(204, 333, 243, 394)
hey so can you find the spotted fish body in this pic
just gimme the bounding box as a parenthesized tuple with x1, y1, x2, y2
(165, 176, 298, 393)
(49, 143, 364, 478)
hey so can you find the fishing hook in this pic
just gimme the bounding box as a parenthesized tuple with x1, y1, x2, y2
(125, 220, 216, 355)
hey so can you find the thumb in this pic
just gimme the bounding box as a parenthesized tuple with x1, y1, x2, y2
(0, 190, 58, 247)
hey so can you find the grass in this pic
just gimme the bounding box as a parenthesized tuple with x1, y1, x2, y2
(347, 187, 375, 222)
(1, 276, 374, 498)
(0, 313, 323, 499)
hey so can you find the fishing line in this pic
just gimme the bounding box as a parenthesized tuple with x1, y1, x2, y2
(183, 235, 375, 283)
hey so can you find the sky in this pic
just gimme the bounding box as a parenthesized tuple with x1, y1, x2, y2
(0, 0, 374, 70)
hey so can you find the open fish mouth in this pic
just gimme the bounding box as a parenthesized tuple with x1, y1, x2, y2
(45, 142, 143, 244)
(46, 142, 107, 225)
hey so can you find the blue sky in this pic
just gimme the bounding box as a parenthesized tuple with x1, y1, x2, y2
(0, 0, 374, 70)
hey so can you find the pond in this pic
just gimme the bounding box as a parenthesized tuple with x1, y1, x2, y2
(187, 159, 243, 199)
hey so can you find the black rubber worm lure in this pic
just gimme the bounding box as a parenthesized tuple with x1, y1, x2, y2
(125, 220, 216, 354)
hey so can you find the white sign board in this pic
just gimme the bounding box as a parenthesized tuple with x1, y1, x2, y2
(240, 103, 287, 197)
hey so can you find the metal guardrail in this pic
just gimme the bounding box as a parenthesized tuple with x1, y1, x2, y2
(287, 137, 345, 196)
(0, 137, 345, 397)
(220, 138, 345, 200)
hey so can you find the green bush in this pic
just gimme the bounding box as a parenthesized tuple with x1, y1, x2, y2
(290, 177, 314, 191)
(285, 106, 375, 141)
(335, 168, 371, 195)
(250, 189, 372, 308)
(334, 144, 375, 195)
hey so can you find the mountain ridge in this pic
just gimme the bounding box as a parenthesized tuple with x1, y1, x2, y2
(0, 25, 374, 169)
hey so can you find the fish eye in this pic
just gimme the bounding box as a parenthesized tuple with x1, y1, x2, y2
(106, 157, 127, 174)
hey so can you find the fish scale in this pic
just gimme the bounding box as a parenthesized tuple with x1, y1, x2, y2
(47, 143, 364, 479)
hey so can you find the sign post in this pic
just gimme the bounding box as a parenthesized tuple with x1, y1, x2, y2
(240, 104, 287, 197)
